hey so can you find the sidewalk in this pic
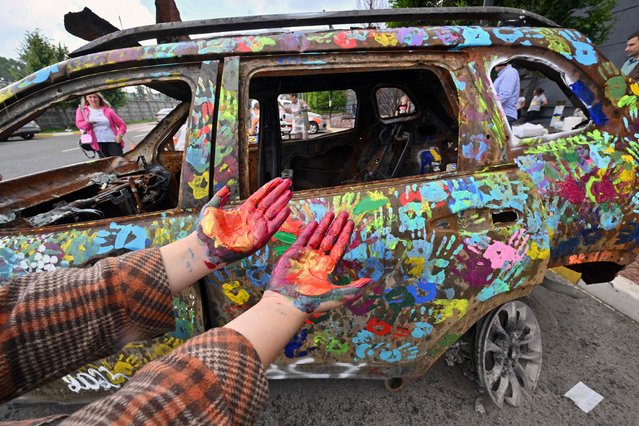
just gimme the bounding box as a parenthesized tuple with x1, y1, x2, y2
(36, 130, 79, 138)
(577, 275, 639, 322)
(545, 261, 639, 323)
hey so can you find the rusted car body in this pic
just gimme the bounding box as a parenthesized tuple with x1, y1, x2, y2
(0, 7, 637, 405)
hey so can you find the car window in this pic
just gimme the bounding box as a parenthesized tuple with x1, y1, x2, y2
(491, 60, 590, 141)
(376, 88, 415, 118)
(276, 90, 356, 141)
(246, 64, 458, 194)
(0, 80, 192, 229)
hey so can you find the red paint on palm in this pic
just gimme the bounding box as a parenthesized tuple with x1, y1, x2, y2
(196, 178, 292, 267)
(268, 211, 373, 313)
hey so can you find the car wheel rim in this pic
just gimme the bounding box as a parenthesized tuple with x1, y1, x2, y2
(476, 300, 542, 408)
(309, 123, 318, 134)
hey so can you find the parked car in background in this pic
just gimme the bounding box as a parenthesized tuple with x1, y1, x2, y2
(279, 99, 327, 134)
(1, 121, 40, 141)
(154, 107, 174, 121)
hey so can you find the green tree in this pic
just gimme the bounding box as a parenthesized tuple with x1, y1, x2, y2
(102, 89, 127, 109)
(389, 0, 618, 44)
(0, 57, 25, 82)
(306, 91, 347, 114)
(16, 29, 68, 77)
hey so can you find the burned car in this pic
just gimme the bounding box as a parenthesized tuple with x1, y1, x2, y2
(1, 7, 638, 408)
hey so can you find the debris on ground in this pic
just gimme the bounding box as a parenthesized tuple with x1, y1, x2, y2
(564, 382, 604, 413)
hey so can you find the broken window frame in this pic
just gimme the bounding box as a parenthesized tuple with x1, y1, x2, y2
(490, 55, 597, 151)
(0, 65, 200, 229)
(239, 53, 463, 198)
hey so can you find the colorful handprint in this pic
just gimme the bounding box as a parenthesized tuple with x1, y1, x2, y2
(267, 211, 373, 313)
(196, 178, 292, 268)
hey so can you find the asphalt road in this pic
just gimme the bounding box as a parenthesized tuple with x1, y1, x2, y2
(0, 124, 154, 181)
(1, 284, 638, 425)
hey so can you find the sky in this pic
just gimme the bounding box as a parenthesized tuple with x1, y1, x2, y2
(0, 0, 369, 60)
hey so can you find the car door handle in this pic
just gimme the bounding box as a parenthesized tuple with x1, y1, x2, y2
(431, 208, 520, 232)
(491, 209, 519, 225)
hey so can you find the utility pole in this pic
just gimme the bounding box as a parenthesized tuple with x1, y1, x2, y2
(328, 91, 333, 121)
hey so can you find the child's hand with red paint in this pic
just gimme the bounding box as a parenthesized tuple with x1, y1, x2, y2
(196, 178, 292, 269)
(264, 211, 373, 313)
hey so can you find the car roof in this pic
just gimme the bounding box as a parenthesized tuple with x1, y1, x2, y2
(0, 7, 604, 108)
(71, 7, 558, 57)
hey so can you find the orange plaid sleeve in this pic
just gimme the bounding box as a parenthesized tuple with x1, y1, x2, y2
(0, 248, 174, 403)
(63, 328, 269, 426)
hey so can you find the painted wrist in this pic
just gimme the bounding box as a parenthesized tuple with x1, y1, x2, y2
(193, 231, 226, 270)
(263, 286, 321, 314)
(261, 291, 310, 321)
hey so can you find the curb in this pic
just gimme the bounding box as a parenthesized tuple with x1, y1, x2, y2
(37, 131, 80, 137)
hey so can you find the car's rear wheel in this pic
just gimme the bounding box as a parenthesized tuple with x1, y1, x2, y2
(475, 300, 542, 408)
(21, 133, 34, 140)
(308, 121, 319, 134)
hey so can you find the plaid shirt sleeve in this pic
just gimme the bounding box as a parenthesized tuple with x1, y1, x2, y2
(62, 328, 269, 426)
(0, 248, 175, 403)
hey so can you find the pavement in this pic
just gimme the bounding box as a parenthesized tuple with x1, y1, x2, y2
(579, 276, 639, 322)
(546, 259, 639, 323)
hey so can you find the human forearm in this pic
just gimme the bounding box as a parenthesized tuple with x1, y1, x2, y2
(0, 249, 174, 402)
(224, 291, 309, 367)
(160, 232, 218, 295)
(62, 328, 268, 425)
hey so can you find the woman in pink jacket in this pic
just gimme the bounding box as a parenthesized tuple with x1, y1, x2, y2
(75, 92, 127, 158)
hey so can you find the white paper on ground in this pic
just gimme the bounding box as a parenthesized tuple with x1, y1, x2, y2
(564, 381, 604, 413)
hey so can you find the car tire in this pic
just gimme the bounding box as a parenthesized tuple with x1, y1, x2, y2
(308, 122, 319, 134)
(21, 133, 34, 140)
(474, 300, 542, 408)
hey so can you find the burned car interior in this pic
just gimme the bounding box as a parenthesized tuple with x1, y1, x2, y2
(0, 81, 192, 229)
(247, 66, 459, 194)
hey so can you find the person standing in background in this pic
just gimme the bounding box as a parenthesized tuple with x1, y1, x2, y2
(250, 102, 260, 138)
(279, 93, 309, 140)
(622, 31, 639, 81)
(516, 90, 526, 120)
(525, 88, 548, 122)
(493, 62, 520, 125)
(396, 95, 411, 115)
(76, 92, 127, 158)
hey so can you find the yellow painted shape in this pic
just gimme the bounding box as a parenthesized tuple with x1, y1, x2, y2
(431, 299, 469, 324)
(405, 256, 425, 277)
(188, 171, 210, 200)
(223, 281, 250, 305)
(373, 33, 399, 47)
(527, 241, 550, 260)
(367, 190, 388, 201)
(550, 266, 582, 284)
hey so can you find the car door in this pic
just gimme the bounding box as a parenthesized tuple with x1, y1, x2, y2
(203, 54, 551, 379)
